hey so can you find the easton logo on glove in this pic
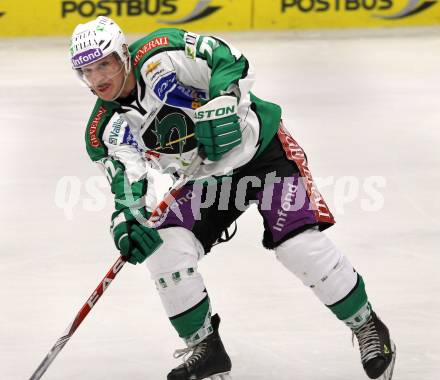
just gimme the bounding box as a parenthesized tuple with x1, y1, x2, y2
(194, 104, 236, 121)
(194, 96, 242, 161)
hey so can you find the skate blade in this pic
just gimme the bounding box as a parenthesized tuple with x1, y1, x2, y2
(380, 341, 396, 380)
(205, 372, 232, 380)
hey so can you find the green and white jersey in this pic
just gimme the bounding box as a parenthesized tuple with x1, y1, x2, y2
(85, 28, 281, 196)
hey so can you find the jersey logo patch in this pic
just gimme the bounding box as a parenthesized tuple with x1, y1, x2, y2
(108, 117, 126, 145)
(143, 105, 197, 156)
(153, 113, 189, 154)
(146, 60, 161, 74)
(184, 32, 199, 60)
(153, 72, 177, 100)
(122, 127, 143, 153)
(133, 37, 169, 68)
(89, 106, 106, 148)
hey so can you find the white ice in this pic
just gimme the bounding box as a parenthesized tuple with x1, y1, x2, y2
(1, 27, 439, 380)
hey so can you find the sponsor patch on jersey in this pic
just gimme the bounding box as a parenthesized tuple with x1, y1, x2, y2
(165, 84, 207, 109)
(149, 68, 167, 85)
(133, 37, 169, 68)
(146, 59, 168, 85)
(146, 60, 161, 74)
(108, 118, 124, 145)
(122, 126, 143, 153)
(184, 32, 199, 60)
(191, 101, 202, 109)
(89, 106, 106, 148)
(153, 72, 177, 101)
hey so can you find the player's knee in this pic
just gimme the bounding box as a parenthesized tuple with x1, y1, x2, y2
(153, 268, 207, 317)
(275, 227, 357, 304)
(145, 227, 208, 316)
(275, 227, 341, 286)
(154, 267, 205, 295)
(145, 226, 204, 280)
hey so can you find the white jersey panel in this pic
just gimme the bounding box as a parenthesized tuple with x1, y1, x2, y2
(101, 113, 148, 184)
(166, 50, 211, 94)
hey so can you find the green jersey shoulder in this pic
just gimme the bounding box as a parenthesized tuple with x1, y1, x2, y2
(85, 99, 119, 161)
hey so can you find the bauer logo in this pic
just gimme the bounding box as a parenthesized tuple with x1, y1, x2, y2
(72, 48, 103, 68)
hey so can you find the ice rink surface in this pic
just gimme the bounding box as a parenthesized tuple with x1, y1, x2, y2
(1, 27, 439, 379)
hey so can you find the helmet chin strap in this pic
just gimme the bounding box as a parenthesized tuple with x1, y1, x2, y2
(109, 61, 130, 101)
(109, 69, 129, 101)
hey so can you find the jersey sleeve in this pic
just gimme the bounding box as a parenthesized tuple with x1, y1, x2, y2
(85, 100, 156, 212)
(130, 28, 254, 105)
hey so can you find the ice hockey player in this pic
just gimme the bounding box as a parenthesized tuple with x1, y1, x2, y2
(70, 16, 396, 380)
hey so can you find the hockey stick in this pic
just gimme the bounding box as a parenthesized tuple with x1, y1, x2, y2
(29, 153, 204, 380)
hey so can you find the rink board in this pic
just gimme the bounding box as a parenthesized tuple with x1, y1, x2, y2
(254, 0, 440, 29)
(0, 0, 440, 36)
(0, 0, 252, 37)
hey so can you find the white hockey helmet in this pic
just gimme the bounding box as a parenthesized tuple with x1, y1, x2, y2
(69, 16, 130, 74)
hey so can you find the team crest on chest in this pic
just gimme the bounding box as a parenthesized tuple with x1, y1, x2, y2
(143, 105, 197, 155)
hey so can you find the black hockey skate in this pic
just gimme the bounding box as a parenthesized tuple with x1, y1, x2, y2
(353, 312, 396, 380)
(167, 314, 232, 380)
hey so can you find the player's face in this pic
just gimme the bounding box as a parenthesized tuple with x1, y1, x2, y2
(80, 54, 126, 101)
